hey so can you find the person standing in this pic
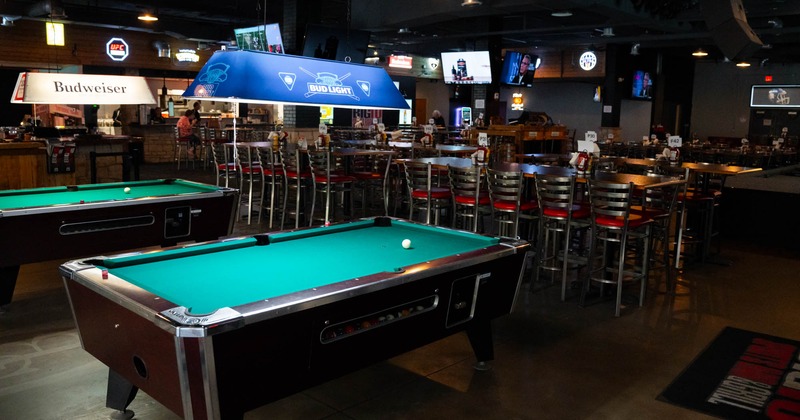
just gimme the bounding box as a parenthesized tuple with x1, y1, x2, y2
(192, 101, 203, 126)
(431, 110, 446, 128)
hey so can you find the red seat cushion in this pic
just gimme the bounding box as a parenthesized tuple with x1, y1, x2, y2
(315, 174, 356, 183)
(542, 204, 590, 219)
(412, 187, 451, 199)
(455, 194, 491, 205)
(285, 170, 311, 179)
(595, 213, 650, 228)
(493, 199, 538, 211)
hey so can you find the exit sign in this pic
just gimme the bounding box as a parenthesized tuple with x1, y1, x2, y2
(106, 38, 129, 61)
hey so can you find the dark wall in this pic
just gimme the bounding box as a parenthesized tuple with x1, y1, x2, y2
(0, 68, 32, 127)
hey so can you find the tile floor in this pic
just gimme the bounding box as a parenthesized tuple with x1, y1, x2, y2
(1, 163, 798, 420)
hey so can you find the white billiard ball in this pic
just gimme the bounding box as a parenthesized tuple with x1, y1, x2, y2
(123, 187, 131, 194)
(402, 239, 411, 249)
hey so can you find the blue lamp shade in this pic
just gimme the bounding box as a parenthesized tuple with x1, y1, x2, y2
(183, 50, 410, 110)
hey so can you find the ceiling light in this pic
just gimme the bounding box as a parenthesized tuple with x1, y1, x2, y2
(551, 10, 573, 17)
(461, 0, 482, 7)
(138, 13, 158, 22)
(736, 61, 751, 67)
(397, 27, 411, 34)
(692, 48, 708, 57)
(630, 43, 640, 56)
(600, 27, 615, 37)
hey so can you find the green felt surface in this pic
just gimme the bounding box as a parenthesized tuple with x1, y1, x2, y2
(102, 219, 499, 314)
(0, 179, 219, 210)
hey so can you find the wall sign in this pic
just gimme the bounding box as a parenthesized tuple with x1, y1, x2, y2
(579, 51, 597, 71)
(175, 49, 200, 63)
(106, 38, 129, 61)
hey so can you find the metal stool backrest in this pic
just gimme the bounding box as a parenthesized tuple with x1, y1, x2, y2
(449, 165, 485, 200)
(535, 175, 577, 218)
(588, 180, 635, 224)
(486, 168, 525, 207)
(404, 161, 434, 193)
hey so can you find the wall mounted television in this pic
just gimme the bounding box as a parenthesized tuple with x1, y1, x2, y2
(751, 85, 800, 108)
(234, 23, 284, 53)
(499, 51, 539, 87)
(441, 51, 492, 85)
(631, 70, 653, 99)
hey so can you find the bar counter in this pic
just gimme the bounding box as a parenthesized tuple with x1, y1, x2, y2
(0, 135, 137, 189)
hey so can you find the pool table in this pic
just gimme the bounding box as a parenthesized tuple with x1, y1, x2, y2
(60, 217, 530, 419)
(0, 179, 237, 307)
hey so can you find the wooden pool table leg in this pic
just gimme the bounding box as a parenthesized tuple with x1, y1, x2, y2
(0, 265, 20, 309)
(106, 369, 138, 420)
(466, 319, 494, 370)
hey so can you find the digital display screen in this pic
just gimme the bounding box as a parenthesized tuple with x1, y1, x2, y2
(499, 51, 537, 87)
(234, 23, 284, 53)
(751, 85, 800, 108)
(441, 51, 492, 85)
(631, 70, 653, 99)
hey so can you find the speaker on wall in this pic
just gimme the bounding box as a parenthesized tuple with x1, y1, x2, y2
(701, 0, 763, 60)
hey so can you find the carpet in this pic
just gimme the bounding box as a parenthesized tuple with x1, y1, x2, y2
(659, 327, 800, 419)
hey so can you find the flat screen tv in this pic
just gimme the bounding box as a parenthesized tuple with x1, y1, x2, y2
(441, 51, 492, 85)
(302, 24, 371, 64)
(750, 85, 800, 108)
(631, 70, 653, 99)
(499, 51, 539, 87)
(234, 23, 284, 53)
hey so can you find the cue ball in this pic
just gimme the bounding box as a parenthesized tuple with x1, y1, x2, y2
(123, 187, 131, 193)
(402, 239, 411, 249)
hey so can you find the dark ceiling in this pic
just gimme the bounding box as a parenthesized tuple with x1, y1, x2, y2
(2, 0, 800, 64)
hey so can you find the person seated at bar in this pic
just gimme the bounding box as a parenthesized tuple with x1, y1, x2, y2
(149, 107, 166, 124)
(177, 109, 202, 157)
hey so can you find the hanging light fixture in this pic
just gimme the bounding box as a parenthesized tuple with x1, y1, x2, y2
(46, 22, 65, 46)
(692, 48, 708, 57)
(138, 10, 158, 22)
(630, 43, 640, 56)
(736, 61, 751, 68)
(461, 0, 482, 7)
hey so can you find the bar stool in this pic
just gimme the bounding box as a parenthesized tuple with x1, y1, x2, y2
(211, 142, 237, 187)
(235, 144, 263, 225)
(533, 175, 590, 300)
(404, 161, 452, 225)
(448, 165, 491, 233)
(632, 167, 687, 293)
(308, 148, 355, 226)
(351, 151, 392, 217)
(257, 146, 284, 229)
(581, 180, 653, 317)
(485, 168, 538, 239)
(173, 125, 194, 170)
(280, 146, 312, 229)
